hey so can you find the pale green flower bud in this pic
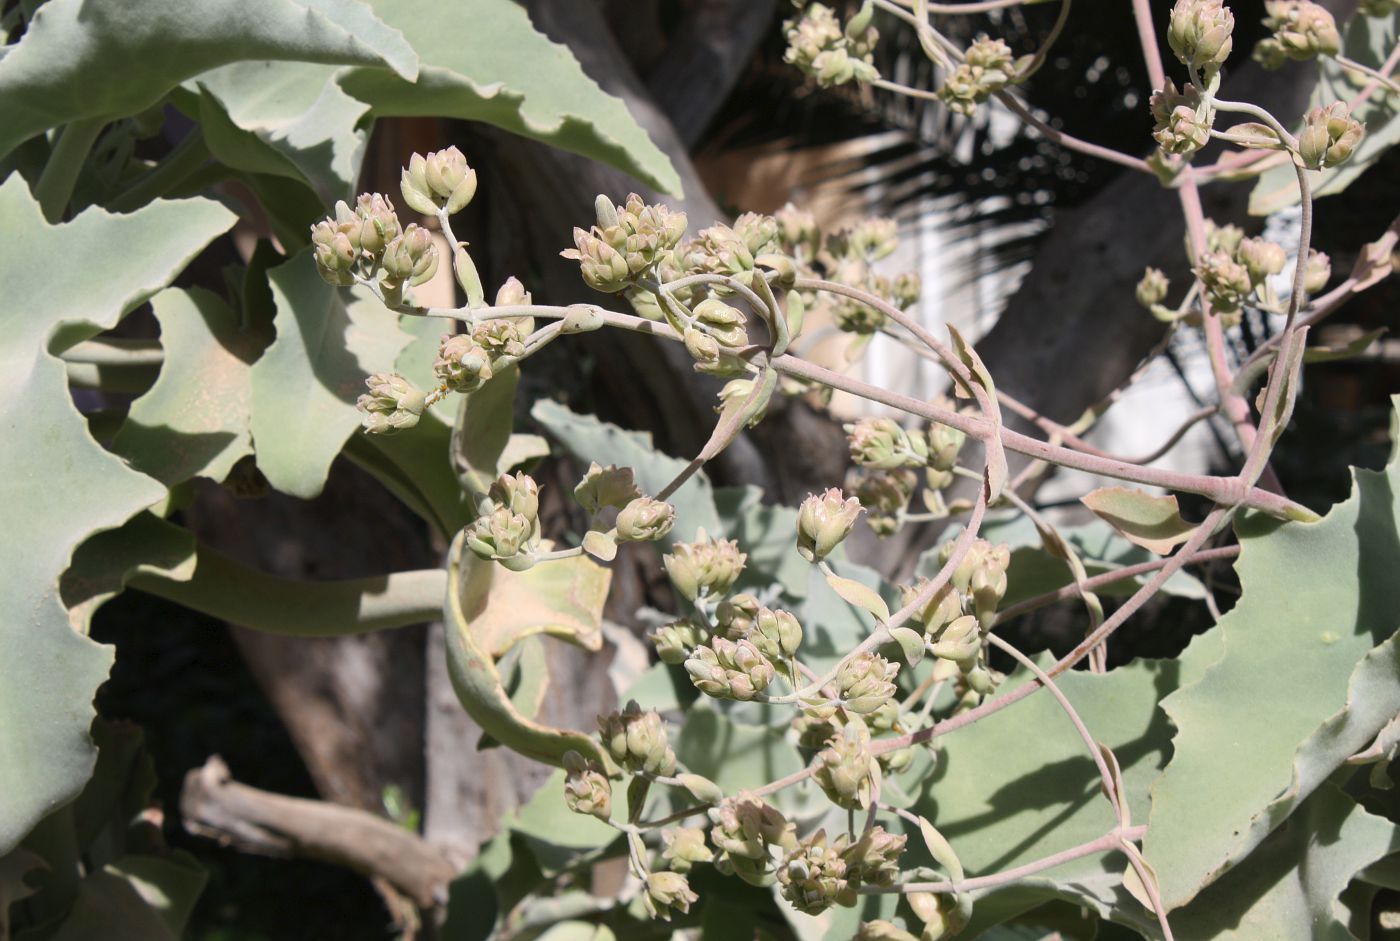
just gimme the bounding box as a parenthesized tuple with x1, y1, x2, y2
(1150, 80, 1212, 156)
(663, 531, 746, 601)
(1136, 267, 1170, 308)
(970, 559, 1008, 626)
(785, 3, 843, 70)
(616, 496, 676, 542)
(852, 468, 917, 537)
(797, 487, 863, 563)
(333, 193, 401, 258)
(598, 700, 677, 776)
(842, 825, 906, 887)
(562, 750, 611, 821)
(643, 871, 698, 921)
(1297, 102, 1364, 170)
(846, 417, 928, 469)
(926, 421, 967, 472)
(1205, 221, 1246, 255)
(813, 720, 876, 809)
(733, 212, 780, 256)
(708, 793, 795, 885)
(310, 219, 358, 286)
(715, 593, 762, 640)
(775, 202, 819, 256)
(573, 463, 641, 516)
(686, 223, 756, 279)
(879, 745, 915, 774)
(562, 227, 631, 293)
(661, 827, 714, 873)
(472, 319, 526, 363)
(685, 636, 774, 701)
(900, 576, 963, 637)
(399, 152, 438, 216)
(854, 920, 919, 941)
(836, 653, 899, 714)
(1238, 237, 1287, 285)
(1303, 249, 1331, 293)
(381, 224, 439, 288)
(753, 606, 804, 660)
(1264, 0, 1339, 61)
(891, 271, 922, 309)
(1167, 0, 1235, 73)
(931, 614, 982, 665)
(777, 830, 854, 915)
(465, 505, 534, 561)
(650, 618, 704, 665)
(849, 217, 898, 261)
(357, 372, 425, 434)
(684, 327, 721, 369)
(433, 334, 493, 394)
(488, 471, 539, 521)
(1196, 249, 1254, 313)
(494, 275, 530, 307)
(693, 298, 750, 348)
(1252, 36, 1289, 69)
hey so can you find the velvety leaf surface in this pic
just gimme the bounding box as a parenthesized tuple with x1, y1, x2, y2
(1145, 398, 1400, 909)
(112, 288, 259, 486)
(60, 513, 196, 633)
(0, 177, 234, 854)
(339, 0, 681, 195)
(0, 0, 417, 159)
(248, 250, 411, 498)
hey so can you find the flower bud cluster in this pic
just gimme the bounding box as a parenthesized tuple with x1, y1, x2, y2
(849, 468, 918, 536)
(357, 372, 427, 434)
(1256, 0, 1339, 66)
(400, 146, 478, 216)
(649, 617, 706, 665)
(1296, 103, 1364, 170)
(714, 594, 805, 664)
(1167, 0, 1235, 73)
(561, 750, 611, 821)
(784, 2, 880, 88)
(661, 826, 714, 873)
(939, 35, 1019, 115)
(1150, 80, 1213, 158)
(311, 191, 440, 302)
(813, 719, 877, 809)
(846, 417, 928, 469)
(597, 700, 677, 776)
(685, 636, 775, 701)
(573, 463, 641, 517)
(562, 193, 688, 293)
(946, 538, 1012, 627)
(643, 871, 697, 921)
(796, 488, 863, 562)
(708, 793, 797, 886)
(465, 472, 541, 567)
(663, 530, 747, 601)
(775, 823, 907, 916)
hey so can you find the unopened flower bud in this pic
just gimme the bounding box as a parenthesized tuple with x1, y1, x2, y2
(814, 720, 876, 809)
(616, 496, 676, 542)
(310, 220, 358, 286)
(1136, 267, 1170, 308)
(1167, 0, 1235, 73)
(494, 276, 530, 307)
(693, 298, 750, 348)
(489, 471, 539, 521)
(851, 468, 917, 537)
(1264, 0, 1339, 60)
(357, 372, 425, 434)
(716, 593, 762, 639)
(381, 224, 439, 288)
(1196, 249, 1254, 313)
(890, 271, 922, 309)
(684, 327, 721, 368)
(708, 793, 795, 885)
(651, 618, 704, 664)
(433, 334, 493, 394)
(938, 35, 1017, 114)
(1297, 102, 1364, 170)
(643, 871, 698, 921)
(465, 505, 534, 562)
(926, 421, 967, 472)
(846, 417, 928, 469)
(775, 202, 819, 256)
(1150, 80, 1212, 157)
(1303, 249, 1331, 293)
(472, 319, 526, 363)
(573, 463, 641, 516)
(836, 653, 899, 714)
(562, 751, 611, 821)
(598, 700, 677, 776)
(661, 827, 714, 873)
(334, 192, 401, 258)
(1238, 237, 1287, 285)
(930, 614, 982, 665)
(900, 577, 964, 637)
(685, 636, 774, 701)
(796, 488, 863, 562)
(562, 227, 631, 293)
(663, 531, 747, 601)
(752, 606, 804, 660)
(843, 825, 906, 887)
(777, 830, 854, 915)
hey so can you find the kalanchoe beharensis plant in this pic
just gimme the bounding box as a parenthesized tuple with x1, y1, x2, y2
(304, 1, 1400, 935)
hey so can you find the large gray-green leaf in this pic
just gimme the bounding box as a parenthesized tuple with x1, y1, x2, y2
(1168, 784, 1398, 940)
(248, 250, 411, 498)
(532, 400, 722, 541)
(339, 0, 680, 195)
(1248, 11, 1399, 215)
(112, 287, 259, 486)
(0, 0, 417, 160)
(0, 176, 234, 854)
(911, 658, 1177, 937)
(1145, 398, 1400, 909)
(193, 62, 372, 205)
(60, 513, 196, 634)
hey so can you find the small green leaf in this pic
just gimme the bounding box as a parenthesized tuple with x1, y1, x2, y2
(825, 572, 891, 623)
(1303, 326, 1388, 364)
(582, 530, 617, 562)
(916, 814, 965, 881)
(1080, 487, 1197, 556)
(889, 626, 927, 666)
